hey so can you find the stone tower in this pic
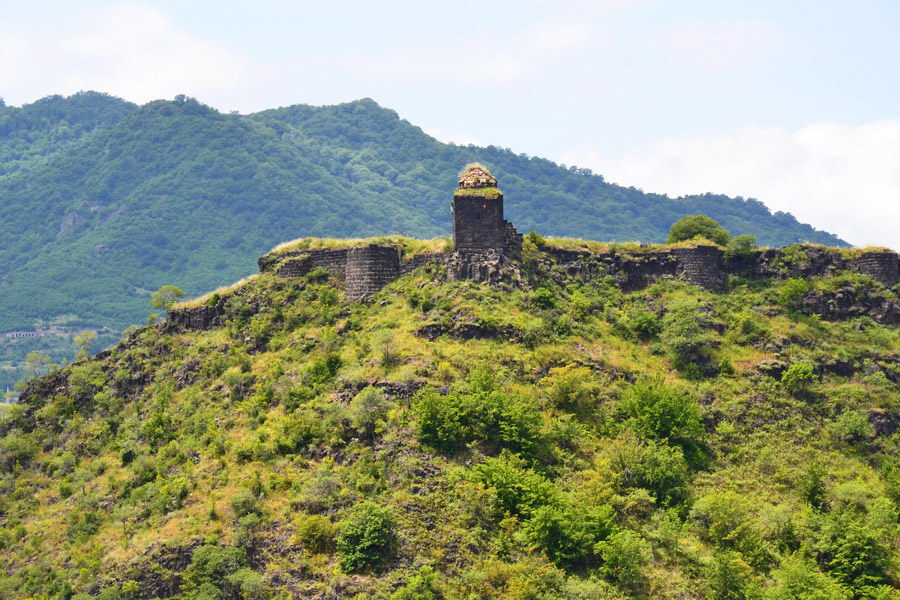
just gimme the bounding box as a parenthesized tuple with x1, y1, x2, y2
(452, 164, 521, 252)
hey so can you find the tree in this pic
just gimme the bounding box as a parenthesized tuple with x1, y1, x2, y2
(73, 331, 97, 362)
(150, 285, 185, 314)
(24, 350, 51, 379)
(666, 215, 731, 246)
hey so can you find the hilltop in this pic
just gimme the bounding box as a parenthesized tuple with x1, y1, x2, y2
(0, 93, 849, 390)
(1, 228, 897, 599)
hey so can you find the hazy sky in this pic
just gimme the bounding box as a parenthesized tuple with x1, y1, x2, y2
(2, 1, 898, 248)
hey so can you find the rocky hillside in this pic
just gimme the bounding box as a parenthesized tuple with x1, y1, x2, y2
(1, 237, 897, 599)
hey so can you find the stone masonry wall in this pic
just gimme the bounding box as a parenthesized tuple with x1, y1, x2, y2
(670, 246, 726, 290)
(345, 245, 402, 301)
(854, 251, 899, 287)
(452, 194, 505, 250)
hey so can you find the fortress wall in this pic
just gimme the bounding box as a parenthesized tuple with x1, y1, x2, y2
(345, 245, 401, 301)
(399, 252, 448, 275)
(670, 246, 725, 290)
(452, 195, 505, 250)
(269, 249, 349, 280)
(854, 251, 899, 287)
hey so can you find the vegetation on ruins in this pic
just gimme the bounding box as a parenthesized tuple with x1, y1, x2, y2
(666, 215, 732, 246)
(0, 233, 896, 599)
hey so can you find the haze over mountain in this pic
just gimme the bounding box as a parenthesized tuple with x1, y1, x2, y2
(0, 91, 844, 336)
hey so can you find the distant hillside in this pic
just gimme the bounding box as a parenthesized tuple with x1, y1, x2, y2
(0, 92, 844, 339)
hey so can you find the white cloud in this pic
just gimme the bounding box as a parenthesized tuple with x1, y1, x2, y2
(0, 3, 248, 106)
(560, 120, 900, 249)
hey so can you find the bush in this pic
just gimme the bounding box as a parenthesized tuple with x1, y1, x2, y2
(621, 378, 703, 459)
(413, 370, 541, 456)
(532, 287, 556, 309)
(349, 386, 390, 442)
(295, 513, 336, 554)
(724, 234, 758, 258)
(526, 501, 615, 570)
(181, 544, 248, 600)
(666, 215, 731, 246)
(815, 513, 891, 591)
(597, 530, 650, 590)
(779, 278, 812, 312)
(781, 361, 816, 395)
(337, 501, 396, 573)
(229, 489, 260, 519)
(691, 492, 771, 567)
(471, 452, 556, 518)
(660, 298, 715, 374)
(538, 364, 599, 410)
(391, 566, 441, 600)
(707, 551, 754, 600)
(603, 432, 690, 506)
(765, 556, 851, 600)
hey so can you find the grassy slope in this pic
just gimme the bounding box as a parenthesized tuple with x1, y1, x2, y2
(0, 241, 897, 599)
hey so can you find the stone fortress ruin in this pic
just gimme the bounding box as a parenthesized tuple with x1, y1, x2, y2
(252, 164, 898, 316)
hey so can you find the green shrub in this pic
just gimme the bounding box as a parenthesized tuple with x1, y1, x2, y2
(691, 492, 771, 567)
(781, 361, 816, 395)
(765, 555, 850, 600)
(815, 513, 891, 591)
(526, 229, 546, 246)
(349, 386, 390, 442)
(532, 287, 556, 309)
(660, 298, 715, 374)
(526, 501, 615, 570)
(337, 501, 396, 573)
(391, 566, 441, 600)
(779, 278, 812, 312)
(707, 551, 754, 600)
(229, 489, 260, 519)
(597, 530, 650, 590)
(471, 452, 556, 518)
(295, 514, 335, 554)
(621, 377, 703, 459)
(724, 234, 758, 258)
(666, 215, 731, 246)
(604, 433, 690, 506)
(181, 544, 248, 600)
(827, 410, 874, 443)
(413, 370, 540, 456)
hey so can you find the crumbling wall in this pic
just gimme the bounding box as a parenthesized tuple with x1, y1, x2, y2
(345, 245, 401, 301)
(671, 246, 725, 290)
(854, 251, 899, 287)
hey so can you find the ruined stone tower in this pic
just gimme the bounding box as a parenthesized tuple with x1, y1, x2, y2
(452, 164, 521, 252)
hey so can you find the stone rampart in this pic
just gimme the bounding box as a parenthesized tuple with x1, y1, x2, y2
(671, 246, 725, 290)
(854, 251, 899, 287)
(345, 245, 402, 301)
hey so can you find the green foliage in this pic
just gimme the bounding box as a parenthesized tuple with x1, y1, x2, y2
(597, 530, 650, 590)
(413, 370, 541, 456)
(526, 501, 616, 570)
(781, 361, 816, 395)
(471, 452, 556, 518)
(149, 285, 186, 314)
(181, 544, 249, 600)
(336, 501, 396, 573)
(765, 556, 851, 600)
(526, 229, 546, 246)
(531, 287, 557, 309)
(620, 377, 704, 458)
(666, 215, 731, 246)
(391, 566, 441, 600)
(604, 433, 690, 506)
(349, 385, 390, 441)
(779, 278, 812, 312)
(660, 297, 715, 375)
(725, 234, 758, 258)
(294, 513, 335, 554)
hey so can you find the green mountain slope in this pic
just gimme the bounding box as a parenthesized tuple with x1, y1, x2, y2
(0, 240, 896, 599)
(0, 93, 847, 389)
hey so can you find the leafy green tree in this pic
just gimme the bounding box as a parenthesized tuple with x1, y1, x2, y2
(73, 331, 97, 362)
(24, 350, 51, 379)
(765, 556, 851, 600)
(149, 285, 186, 314)
(666, 215, 731, 246)
(725, 234, 758, 258)
(349, 385, 390, 442)
(781, 361, 816, 395)
(337, 502, 396, 573)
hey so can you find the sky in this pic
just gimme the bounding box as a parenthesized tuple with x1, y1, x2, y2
(1, 0, 898, 248)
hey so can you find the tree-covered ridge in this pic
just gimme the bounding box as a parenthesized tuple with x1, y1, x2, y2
(0, 93, 846, 387)
(0, 243, 897, 599)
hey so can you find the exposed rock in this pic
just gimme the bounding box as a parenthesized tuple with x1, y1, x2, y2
(800, 287, 899, 325)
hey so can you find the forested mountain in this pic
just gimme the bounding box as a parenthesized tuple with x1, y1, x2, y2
(0, 92, 843, 341)
(1, 239, 897, 598)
